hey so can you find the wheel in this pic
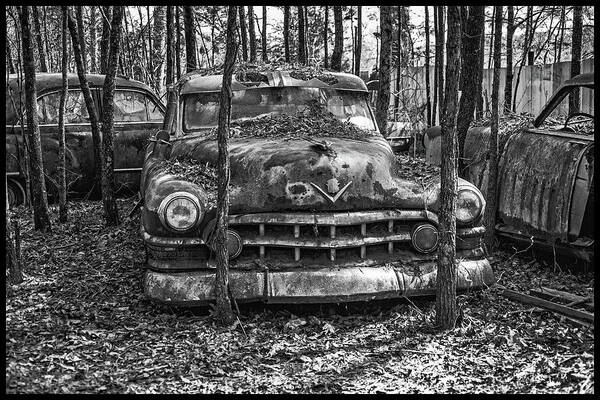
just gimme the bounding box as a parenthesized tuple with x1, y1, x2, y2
(7, 179, 26, 208)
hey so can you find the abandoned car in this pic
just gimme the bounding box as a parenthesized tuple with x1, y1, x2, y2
(141, 69, 494, 305)
(425, 73, 594, 263)
(6, 73, 165, 206)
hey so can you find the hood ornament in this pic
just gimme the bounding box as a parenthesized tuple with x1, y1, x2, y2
(310, 180, 353, 204)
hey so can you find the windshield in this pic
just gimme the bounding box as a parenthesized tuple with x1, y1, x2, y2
(183, 87, 376, 132)
(536, 86, 594, 134)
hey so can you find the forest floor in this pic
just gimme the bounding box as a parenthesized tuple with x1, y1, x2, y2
(6, 199, 594, 394)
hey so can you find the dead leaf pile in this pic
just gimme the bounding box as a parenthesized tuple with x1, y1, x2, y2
(394, 153, 440, 186)
(5, 199, 594, 394)
(158, 158, 218, 207)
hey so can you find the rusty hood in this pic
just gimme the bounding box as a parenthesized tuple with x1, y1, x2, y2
(168, 134, 443, 214)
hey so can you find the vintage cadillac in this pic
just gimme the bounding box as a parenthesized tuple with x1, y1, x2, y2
(140, 69, 494, 305)
(5, 73, 165, 206)
(425, 73, 594, 263)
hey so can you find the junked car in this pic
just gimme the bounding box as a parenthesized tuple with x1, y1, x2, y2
(5, 73, 165, 206)
(140, 68, 494, 305)
(425, 73, 594, 263)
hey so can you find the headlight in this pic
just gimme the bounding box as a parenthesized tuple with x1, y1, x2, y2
(158, 192, 204, 232)
(411, 223, 439, 253)
(456, 187, 484, 225)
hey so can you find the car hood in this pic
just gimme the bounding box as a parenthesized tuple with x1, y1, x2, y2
(167, 134, 443, 213)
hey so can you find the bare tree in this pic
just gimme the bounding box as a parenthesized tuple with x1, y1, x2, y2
(18, 6, 52, 231)
(354, 6, 362, 76)
(504, 6, 515, 114)
(75, 7, 87, 72)
(375, 6, 392, 136)
(331, 6, 343, 71)
(261, 6, 268, 62)
(323, 6, 329, 68)
(100, 6, 124, 226)
(569, 6, 583, 115)
(152, 6, 166, 92)
(283, 6, 290, 62)
(436, 6, 445, 119)
(424, 6, 432, 125)
(213, 5, 238, 326)
(89, 7, 97, 73)
(176, 7, 182, 80)
(298, 6, 307, 64)
(436, 5, 461, 331)
(475, 18, 485, 119)
(432, 9, 438, 126)
(183, 6, 197, 72)
(166, 6, 175, 85)
(58, 6, 69, 223)
(248, 6, 257, 62)
(483, 6, 503, 250)
(238, 6, 249, 61)
(31, 6, 49, 72)
(100, 6, 111, 74)
(456, 6, 484, 178)
(6, 179, 23, 284)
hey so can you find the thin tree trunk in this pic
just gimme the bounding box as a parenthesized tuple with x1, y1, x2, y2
(248, 6, 257, 62)
(436, 6, 445, 119)
(323, 6, 329, 68)
(238, 6, 249, 61)
(261, 6, 268, 62)
(483, 6, 503, 251)
(122, 8, 134, 78)
(331, 6, 343, 71)
(6, 180, 23, 284)
(298, 6, 307, 64)
(76, 7, 87, 72)
(89, 7, 97, 73)
(475, 20, 485, 119)
(569, 6, 583, 114)
(19, 6, 52, 232)
(176, 7, 181, 79)
(283, 6, 290, 63)
(32, 6, 49, 72)
(152, 6, 165, 93)
(424, 6, 431, 125)
(487, 7, 495, 70)
(432, 8, 438, 126)
(504, 6, 515, 114)
(68, 10, 103, 195)
(147, 6, 153, 87)
(512, 6, 535, 112)
(375, 6, 392, 136)
(100, 6, 111, 74)
(42, 7, 52, 71)
(457, 6, 484, 178)
(436, 5, 461, 331)
(166, 6, 174, 85)
(100, 6, 124, 226)
(354, 6, 362, 76)
(58, 6, 69, 223)
(304, 6, 309, 61)
(557, 6, 565, 62)
(214, 5, 238, 326)
(7, 43, 16, 74)
(183, 6, 198, 72)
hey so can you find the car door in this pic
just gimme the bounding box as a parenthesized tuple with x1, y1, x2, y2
(109, 88, 165, 194)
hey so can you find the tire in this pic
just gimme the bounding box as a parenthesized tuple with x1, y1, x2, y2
(7, 178, 26, 208)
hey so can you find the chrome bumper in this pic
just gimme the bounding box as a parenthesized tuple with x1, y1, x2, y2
(144, 258, 494, 305)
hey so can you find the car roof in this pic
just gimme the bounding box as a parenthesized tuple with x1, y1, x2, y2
(562, 72, 594, 87)
(7, 73, 155, 96)
(177, 70, 368, 94)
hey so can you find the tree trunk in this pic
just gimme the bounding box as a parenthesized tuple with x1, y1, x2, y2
(183, 7, 197, 72)
(6, 181, 23, 284)
(435, 5, 461, 331)
(89, 7, 98, 73)
(261, 6, 268, 62)
(512, 6, 533, 112)
(7, 42, 16, 74)
(487, 7, 495, 70)
(557, 7, 565, 62)
(456, 6, 484, 178)
(68, 11, 103, 195)
(569, 6, 582, 115)
(483, 6, 503, 251)
(436, 6, 445, 120)
(238, 6, 249, 61)
(432, 8, 438, 126)
(475, 19, 485, 119)
(331, 6, 343, 71)
(375, 6, 392, 136)
(152, 6, 165, 93)
(298, 6, 307, 64)
(32, 6, 49, 72)
(100, 6, 111, 75)
(213, 5, 238, 326)
(424, 6, 431, 125)
(100, 6, 124, 226)
(394, 7, 402, 119)
(42, 7, 53, 71)
(19, 6, 52, 232)
(283, 6, 290, 63)
(76, 7, 87, 72)
(58, 6, 69, 223)
(503, 6, 515, 114)
(176, 7, 181, 80)
(248, 6, 257, 62)
(304, 7, 309, 61)
(354, 6, 362, 76)
(323, 6, 329, 68)
(166, 6, 174, 86)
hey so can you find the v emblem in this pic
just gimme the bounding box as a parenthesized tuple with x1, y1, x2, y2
(310, 181, 353, 204)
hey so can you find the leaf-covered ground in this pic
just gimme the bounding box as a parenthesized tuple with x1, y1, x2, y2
(6, 199, 594, 393)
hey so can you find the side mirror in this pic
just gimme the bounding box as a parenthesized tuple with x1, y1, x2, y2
(148, 129, 172, 160)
